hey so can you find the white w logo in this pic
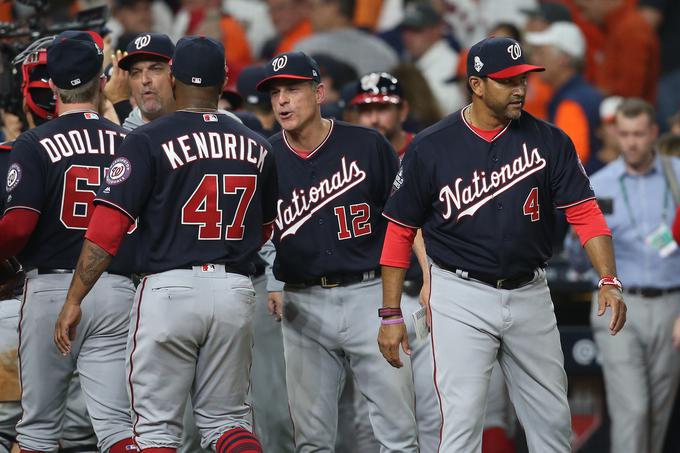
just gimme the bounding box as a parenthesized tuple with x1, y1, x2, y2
(507, 43, 522, 60)
(272, 55, 288, 72)
(134, 34, 151, 50)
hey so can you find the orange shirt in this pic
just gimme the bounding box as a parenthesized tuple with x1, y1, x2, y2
(220, 15, 253, 68)
(276, 20, 313, 55)
(595, 4, 659, 102)
(354, 0, 384, 30)
(524, 75, 553, 121)
(554, 100, 591, 164)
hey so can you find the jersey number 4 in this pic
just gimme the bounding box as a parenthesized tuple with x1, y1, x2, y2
(182, 174, 256, 240)
(333, 203, 371, 240)
(523, 187, 540, 222)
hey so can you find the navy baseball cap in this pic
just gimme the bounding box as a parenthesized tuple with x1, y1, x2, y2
(351, 72, 403, 106)
(47, 30, 103, 89)
(171, 35, 226, 88)
(256, 51, 321, 92)
(237, 65, 269, 106)
(118, 33, 175, 71)
(467, 37, 544, 79)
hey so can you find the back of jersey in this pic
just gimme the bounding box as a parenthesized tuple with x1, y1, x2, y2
(3, 111, 131, 271)
(95, 111, 278, 274)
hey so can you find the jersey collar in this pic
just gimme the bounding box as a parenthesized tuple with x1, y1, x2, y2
(461, 105, 511, 143)
(282, 118, 334, 160)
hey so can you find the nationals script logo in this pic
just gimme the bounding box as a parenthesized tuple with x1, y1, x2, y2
(276, 156, 366, 238)
(439, 143, 546, 221)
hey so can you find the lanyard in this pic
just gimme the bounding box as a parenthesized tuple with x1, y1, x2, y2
(619, 172, 671, 238)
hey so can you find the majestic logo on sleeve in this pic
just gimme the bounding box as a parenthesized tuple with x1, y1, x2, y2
(276, 157, 366, 238)
(439, 143, 546, 221)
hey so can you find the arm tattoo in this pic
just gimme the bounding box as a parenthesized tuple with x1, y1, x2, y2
(74, 242, 112, 289)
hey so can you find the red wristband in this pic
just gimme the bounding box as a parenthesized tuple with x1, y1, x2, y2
(378, 307, 402, 318)
(598, 275, 622, 291)
(381, 317, 404, 325)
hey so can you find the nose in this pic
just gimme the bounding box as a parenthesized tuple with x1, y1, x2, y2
(141, 69, 152, 85)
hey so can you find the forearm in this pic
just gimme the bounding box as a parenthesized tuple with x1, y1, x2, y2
(67, 239, 113, 306)
(583, 235, 617, 277)
(413, 229, 429, 281)
(381, 265, 407, 309)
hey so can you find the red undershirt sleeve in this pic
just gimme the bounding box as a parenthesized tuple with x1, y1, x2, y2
(564, 199, 611, 246)
(85, 204, 133, 256)
(262, 223, 274, 246)
(0, 209, 40, 260)
(380, 221, 417, 268)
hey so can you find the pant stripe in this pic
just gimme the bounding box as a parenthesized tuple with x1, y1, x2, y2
(128, 277, 147, 446)
(428, 265, 445, 453)
(17, 279, 29, 443)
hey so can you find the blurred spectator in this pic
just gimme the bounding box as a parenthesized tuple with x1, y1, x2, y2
(401, 1, 464, 115)
(658, 133, 680, 157)
(312, 54, 358, 104)
(575, 0, 659, 103)
(236, 65, 280, 136)
(594, 96, 624, 166)
(570, 98, 680, 453)
(171, 0, 253, 68)
(260, 0, 312, 59)
(0, 110, 23, 143)
(526, 21, 603, 172)
(639, 0, 680, 131)
(390, 63, 442, 130)
(440, 0, 537, 49)
(669, 111, 680, 135)
(109, 0, 153, 50)
(522, 1, 572, 32)
(224, 0, 275, 59)
(295, 0, 399, 75)
(488, 22, 521, 41)
(354, 0, 384, 30)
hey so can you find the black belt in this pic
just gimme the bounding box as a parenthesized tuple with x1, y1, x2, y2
(178, 264, 249, 277)
(456, 269, 536, 290)
(288, 269, 380, 289)
(625, 286, 680, 298)
(37, 268, 132, 279)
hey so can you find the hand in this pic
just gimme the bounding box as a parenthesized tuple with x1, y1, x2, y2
(673, 317, 680, 350)
(377, 321, 410, 368)
(103, 50, 131, 104)
(596, 285, 626, 335)
(419, 278, 431, 329)
(54, 301, 82, 355)
(268, 291, 284, 322)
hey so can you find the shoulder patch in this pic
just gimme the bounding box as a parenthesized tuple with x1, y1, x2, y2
(6, 163, 21, 192)
(106, 157, 132, 185)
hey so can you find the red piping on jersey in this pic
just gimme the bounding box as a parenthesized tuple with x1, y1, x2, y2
(382, 212, 419, 230)
(564, 199, 611, 246)
(556, 196, 596, 210)
(128, 277, 147, 447)
(85, 205, 133, 256)
(380, 221, 416, 269)
(460, 106, 510, 143)
(0, 208, 40, 261)
(282, 119, 334, 160)
(397, 132, 414, 160)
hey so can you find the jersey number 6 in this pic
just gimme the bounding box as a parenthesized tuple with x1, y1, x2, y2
(181, 174, 257, 240)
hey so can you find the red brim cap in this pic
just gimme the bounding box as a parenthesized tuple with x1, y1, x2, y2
(350, 93, 401, 106)
(487, 64, 544, 79)
(256, 74, 314, 91)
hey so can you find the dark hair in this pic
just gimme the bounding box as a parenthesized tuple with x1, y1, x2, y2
(331, 0, 355, 20)
(657, 132, 680, 157)
(616, 98, 657, 125)
(488, 22, 522, 42)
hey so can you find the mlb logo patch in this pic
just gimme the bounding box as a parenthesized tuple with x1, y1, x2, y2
(84, 112, 99, 120)
(201, 264, 216, 272)
(192, 77, 202, 84)
(203, 113, 218, 122)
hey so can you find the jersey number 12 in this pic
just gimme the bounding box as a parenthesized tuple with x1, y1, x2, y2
(182, 174, 256, 240)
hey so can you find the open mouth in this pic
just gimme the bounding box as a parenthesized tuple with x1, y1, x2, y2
(279, 111, 293, 120)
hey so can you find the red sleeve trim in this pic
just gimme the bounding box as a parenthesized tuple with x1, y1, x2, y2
(0, 208, 40, 260)
(93, 198, 136, 222)
(262, 223, 274, 246)
(84, 205, 133, 256)
(380, 221, 417, 269)
(382, 212, 419, 229)
(556, 196, 596, 210)
(565, 199, 611, 246)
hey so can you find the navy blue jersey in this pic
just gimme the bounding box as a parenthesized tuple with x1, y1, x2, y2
(94, 110, 278, 275)
(384, 109, 595, 278)
(270, 120, 399, 283)
(2, 111, 138, 273)
(0, 141, 14, 214)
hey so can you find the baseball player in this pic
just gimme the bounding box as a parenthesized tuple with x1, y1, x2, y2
(0, 31, 137, 453)
(104, 33, 175, 131)
(53, 36, 276, 453)
(258, 51, 418, 452)
(377, 37, 626, 452)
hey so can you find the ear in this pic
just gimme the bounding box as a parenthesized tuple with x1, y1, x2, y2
(48, 79, 57, 94)
(316, 82, 326, 105)
(468, 76, 484, 98)
(222, 76, 229, 92)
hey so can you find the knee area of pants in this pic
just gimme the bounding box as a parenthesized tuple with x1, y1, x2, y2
(216, 428, 262, 453)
